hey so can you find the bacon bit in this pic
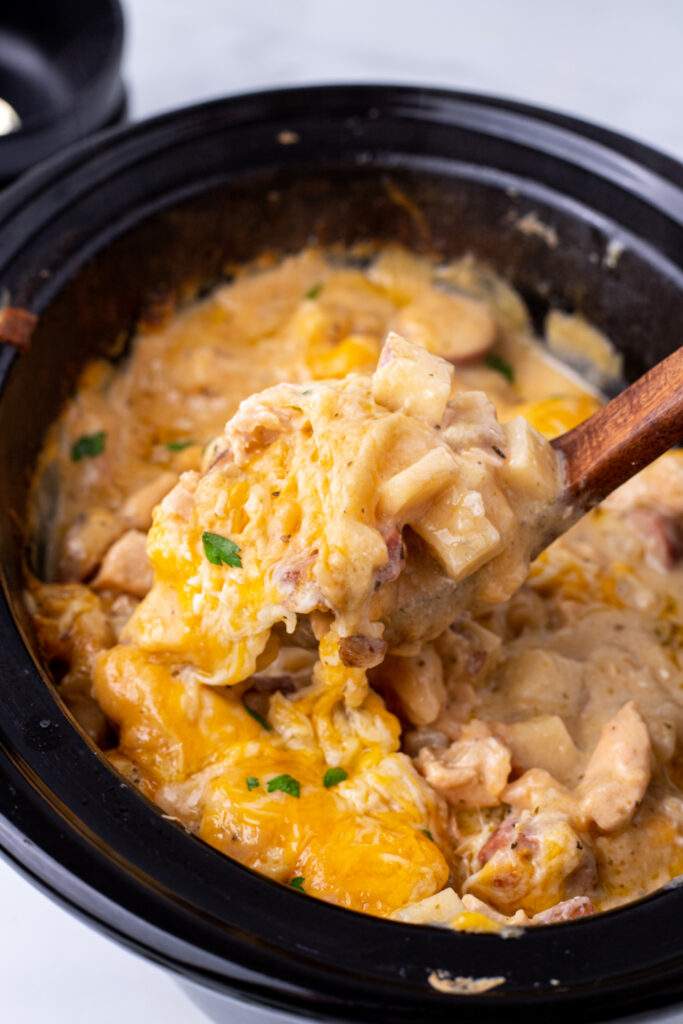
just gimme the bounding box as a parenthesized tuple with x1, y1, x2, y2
(532, 896, 595, 924)
(628, 507, 683, 571)
(246, 673, 297, 695)
(374, 527, 405, 588)
(339, 635, 387, 669)
(138, 288, 176, 330)
(467, 649, 487, 677)
(477, 814, 536, 868)
(0, 306, 38, 351)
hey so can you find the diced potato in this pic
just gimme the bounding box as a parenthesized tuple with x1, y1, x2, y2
(410, 457, 513, 583)
(377, 646, 447, 726)
(377, 446, 458, 519)
(391, 287, 496, 363)
(412, 488, 502, 583)
(491, 649, 585, 721)
(493, 715, 580, 787)
(391, 886, 464, 924)
(502, 416, 560, 504)
(372, 331, 453, 426)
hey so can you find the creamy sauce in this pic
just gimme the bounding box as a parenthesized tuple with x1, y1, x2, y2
(26, 245, 683, 929)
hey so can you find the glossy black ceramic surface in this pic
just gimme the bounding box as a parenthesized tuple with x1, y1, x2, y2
(0, 86, 683, 1022)
(0, 0, 125, 182)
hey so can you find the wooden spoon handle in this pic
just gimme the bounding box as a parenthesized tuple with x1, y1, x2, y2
(552, 346, 683, 511)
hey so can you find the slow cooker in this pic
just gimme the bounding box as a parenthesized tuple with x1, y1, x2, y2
(1, 85, 683, 1023)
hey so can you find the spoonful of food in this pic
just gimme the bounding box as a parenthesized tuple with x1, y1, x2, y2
(120, 333, 683, 684)
(375, 341, 683, 651)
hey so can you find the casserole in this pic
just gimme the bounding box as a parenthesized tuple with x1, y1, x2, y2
(1, 85, 683, 1021)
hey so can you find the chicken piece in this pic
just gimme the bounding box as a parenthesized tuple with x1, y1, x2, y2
(502, 768, 580, 822)
(374, 645, 447, 726)
(122, 471, 178, 530)
(59, 507, 123, 581)
(416, 722, 511, 807)
(604, 449, 683, 515)
(578, 701, 652, 832)
(159, 472, 198, 520)
(28, 581, 114, 743)
(92, 529, 153, 598)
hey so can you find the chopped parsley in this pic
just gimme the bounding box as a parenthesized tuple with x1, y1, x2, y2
(484, 352, 515, 383)
(323, 766, 348, 788)
(267, 773, 301, 798)
(202, 531, 242, 567)
(289, 876, 305, 891)
(243, 703, 272, 731)
(71, 430, 106, 461)
(421, 828, 434, 842)
(304, 282, 322, 300)
(246, 776, 260, 790)
(166, 439, 196, 451)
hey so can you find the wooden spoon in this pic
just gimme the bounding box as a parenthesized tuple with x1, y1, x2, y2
(552, 345, 683, 515)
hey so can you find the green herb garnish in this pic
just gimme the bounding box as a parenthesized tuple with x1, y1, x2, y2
(323, 766, 348, 788)
(246, 776, 260, 790)
(267, 773, 301, 798)
(166, 439, 196, 451)
(305, 282, 322, 300)
(71, 430, 106, 461)
(421, 828, 434, 842)
(243, 703, 272, 731)
(484, 353, 515, 383)
(289, 876, 305, 891)
(202, 531, 242, 567)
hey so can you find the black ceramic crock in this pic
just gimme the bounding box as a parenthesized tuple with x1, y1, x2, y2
(1, 86, 683, 1024)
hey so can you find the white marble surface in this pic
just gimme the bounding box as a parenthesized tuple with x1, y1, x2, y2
(2, 2, 683, 1021)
